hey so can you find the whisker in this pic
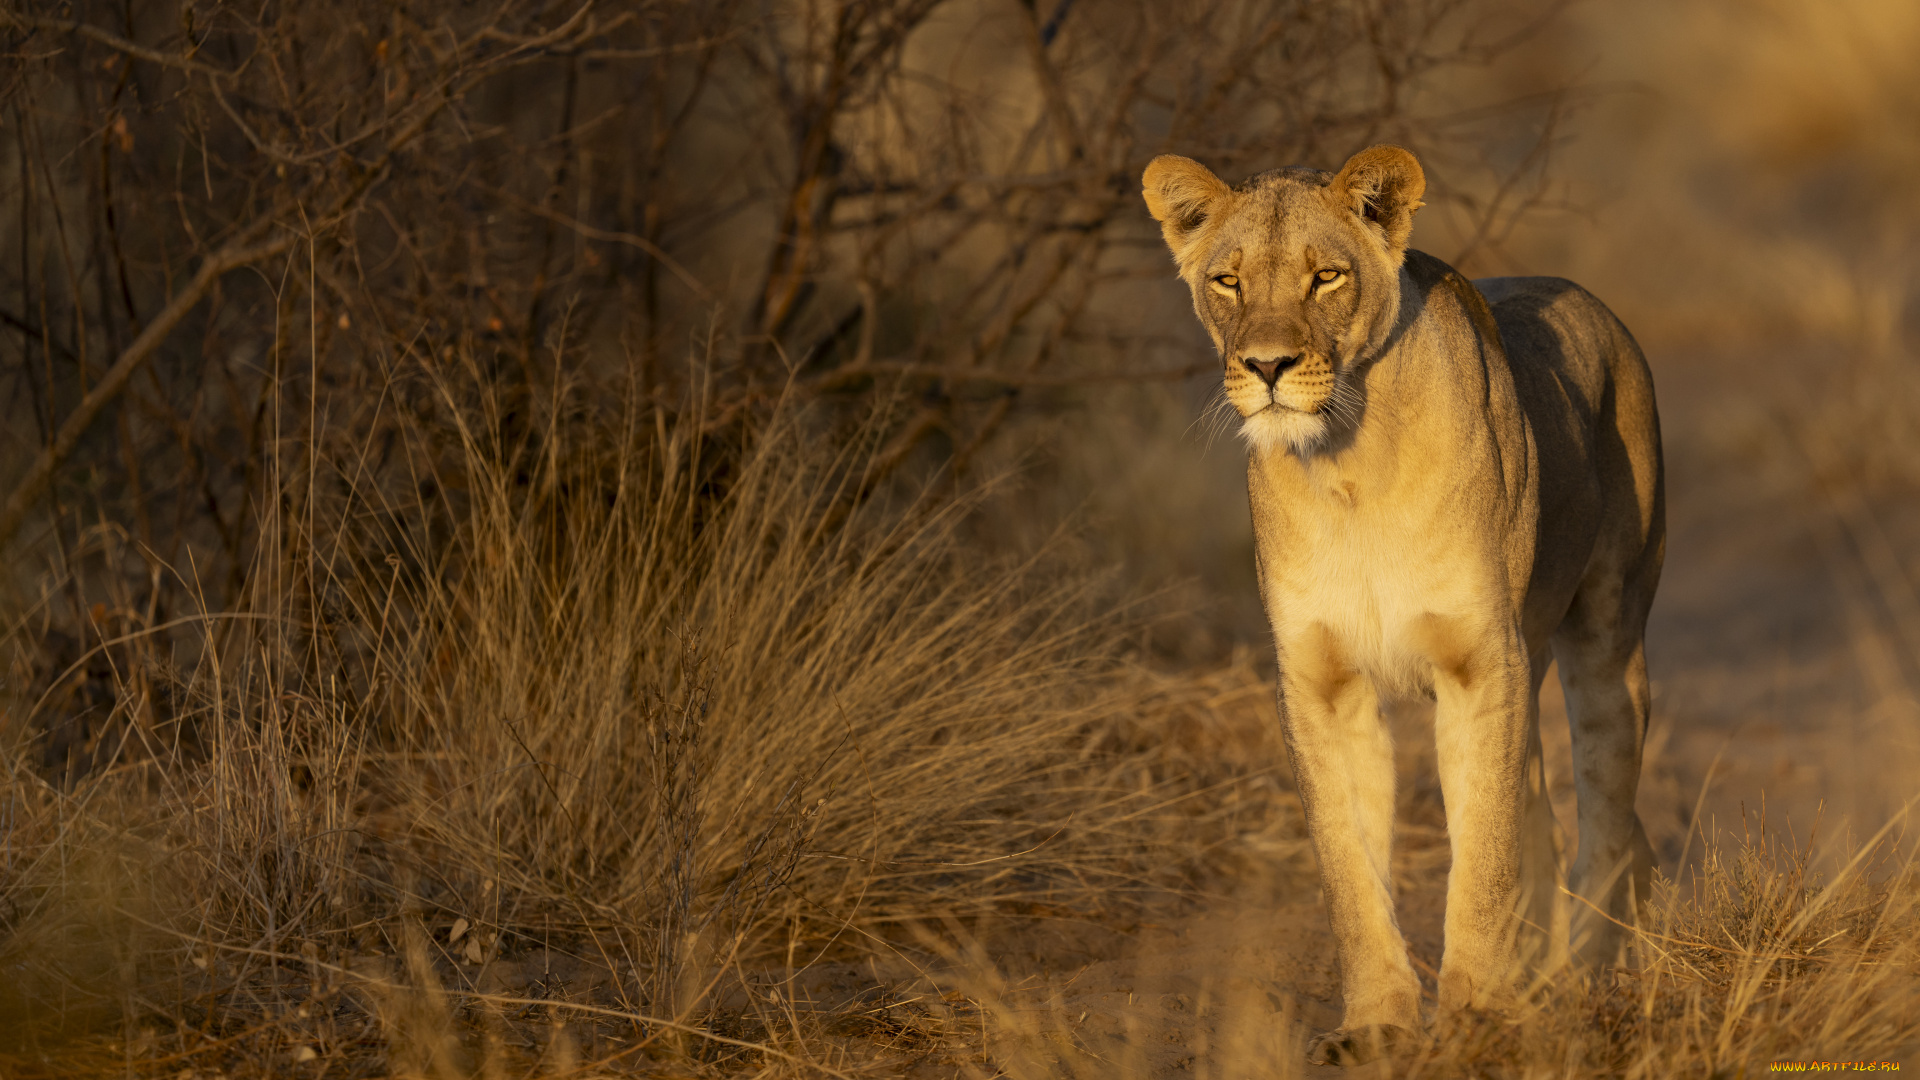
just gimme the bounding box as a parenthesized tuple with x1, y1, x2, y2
(1323, 376, 1363, 431)
(1188, 385, 1238, 451)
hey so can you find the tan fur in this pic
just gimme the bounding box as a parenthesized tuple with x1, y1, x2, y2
(1143, 146, 1664, 1065)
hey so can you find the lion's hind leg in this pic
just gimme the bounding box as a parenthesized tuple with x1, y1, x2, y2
(1553, 581, 1659, 969)
(1516, 651, 1568, 982)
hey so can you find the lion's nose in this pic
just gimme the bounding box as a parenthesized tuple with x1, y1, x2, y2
(1241, 354, 1300, 388)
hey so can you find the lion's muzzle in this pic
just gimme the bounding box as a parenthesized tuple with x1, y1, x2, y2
(1240, 353, 1302, 388)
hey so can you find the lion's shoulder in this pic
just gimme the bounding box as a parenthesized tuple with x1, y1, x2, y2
(1403, 249, 1503, 352)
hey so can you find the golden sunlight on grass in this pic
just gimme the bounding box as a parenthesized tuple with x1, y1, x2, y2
(0, 376, 1303, 1076)
(3, 369, 1914, 1076)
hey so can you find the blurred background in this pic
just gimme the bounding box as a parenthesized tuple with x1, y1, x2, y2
(1, 0, 1918, 1069)
(1503, 0, 1920, 852)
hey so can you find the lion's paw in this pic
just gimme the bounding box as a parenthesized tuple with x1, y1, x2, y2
(1305, 1023, 1418, 1066)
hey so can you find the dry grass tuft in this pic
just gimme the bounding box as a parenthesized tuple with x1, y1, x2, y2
(0, 367, 1287, 1076)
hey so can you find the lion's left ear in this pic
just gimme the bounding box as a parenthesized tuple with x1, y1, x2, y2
(1332, 145, 1426, 260)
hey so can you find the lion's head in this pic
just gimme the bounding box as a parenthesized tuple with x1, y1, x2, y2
(1142, 145, 1426, 456)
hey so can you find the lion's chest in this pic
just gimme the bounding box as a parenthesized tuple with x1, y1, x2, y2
(1253, 465, 1504, 698)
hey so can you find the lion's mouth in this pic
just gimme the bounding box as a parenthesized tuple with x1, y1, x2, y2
(1236, 383, 1328, 419)
(1261, 394, 1323, 416)
(1242, 398, 1306, 419)
(1231, 372, 1331, 414)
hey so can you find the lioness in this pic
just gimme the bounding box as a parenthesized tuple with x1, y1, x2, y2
(1142, 146, 1663, 1064)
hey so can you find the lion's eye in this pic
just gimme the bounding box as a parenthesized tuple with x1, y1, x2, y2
(1310, 269, 1347, 297)
(1212, 274, 1239, 289)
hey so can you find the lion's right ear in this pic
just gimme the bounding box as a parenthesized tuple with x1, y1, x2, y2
(1143, 155, 1231, 258)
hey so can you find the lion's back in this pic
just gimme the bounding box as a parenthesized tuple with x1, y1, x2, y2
(1476, 274, 1664, 615)
(1475, 276, 1652, 436)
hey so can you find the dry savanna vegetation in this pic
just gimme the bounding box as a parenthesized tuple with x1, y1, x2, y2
(1, 0, 1916, 1076)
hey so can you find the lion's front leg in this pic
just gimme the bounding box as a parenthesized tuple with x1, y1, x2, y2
(1429, 624, 1538, 1013)
(1277, 625, 1422, 1059)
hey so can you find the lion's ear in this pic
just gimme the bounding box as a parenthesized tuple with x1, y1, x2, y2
(1143, 155, 1231, 256)
(1332, 145, 1426, 259)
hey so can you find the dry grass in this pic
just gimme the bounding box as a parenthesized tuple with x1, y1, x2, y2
(1403, 824, 1919, 1077)
(1, 352, 1915, 1076)
(0, 362, 1303, 1077)
(5, 398, 1917, 1078)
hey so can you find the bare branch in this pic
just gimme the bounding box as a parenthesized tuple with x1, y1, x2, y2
(0, 223, 296, 547)
(1, 12, 234, 78)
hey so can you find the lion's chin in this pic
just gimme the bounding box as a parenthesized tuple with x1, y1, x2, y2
(1240, 407, 1331, 457)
